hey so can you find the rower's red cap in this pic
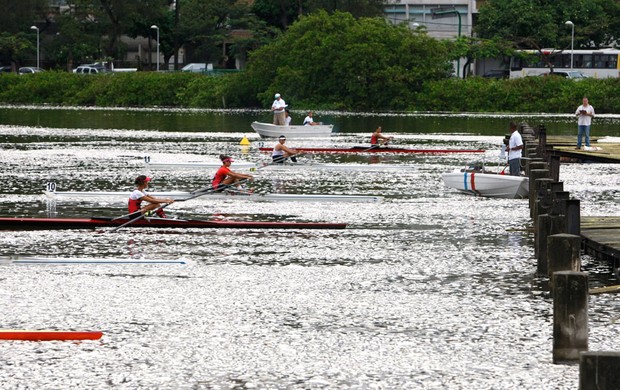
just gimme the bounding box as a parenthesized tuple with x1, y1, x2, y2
(145, 176, 152, 182)
(223, 157, 234, 162)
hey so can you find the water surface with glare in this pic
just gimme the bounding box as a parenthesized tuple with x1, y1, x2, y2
(0, 108, 619, 389)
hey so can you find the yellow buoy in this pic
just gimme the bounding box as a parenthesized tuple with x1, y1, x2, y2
(239, 135, 250, 145)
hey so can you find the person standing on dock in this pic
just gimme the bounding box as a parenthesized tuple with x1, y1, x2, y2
(128, 175, 174, 218)
(505, 121, 523, 176)
(272, 135, 299, 163)
(271, 93, 286, 125)
(370, 126, 393, 147)
(575, 97, 595, 149)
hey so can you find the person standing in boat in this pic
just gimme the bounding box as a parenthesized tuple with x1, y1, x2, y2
(303, 111, 319, 126)
(575, 96, 595, 149)
(128, 175, 174, 218)
(212, 155, 254, 191)
(370, 126, 393, 147)
(505, 121, 523, 176)
(271, 93, 286, 125)
(272, 135, 299, 163)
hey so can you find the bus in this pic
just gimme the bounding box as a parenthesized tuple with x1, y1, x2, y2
(509, 48, 620, 79)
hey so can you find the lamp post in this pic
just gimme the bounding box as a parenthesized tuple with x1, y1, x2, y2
(565, 21, 574, 69)
(151, 25, 159, 71)
(30, 26, 39, 68)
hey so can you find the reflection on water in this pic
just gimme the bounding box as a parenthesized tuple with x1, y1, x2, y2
(0, 121, 618, 389)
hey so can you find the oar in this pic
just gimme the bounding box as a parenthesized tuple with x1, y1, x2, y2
(110, 178, 252, 232)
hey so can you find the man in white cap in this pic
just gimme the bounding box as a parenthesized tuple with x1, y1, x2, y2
(271, 93, 286, 125)
(272, 135, 298, 163)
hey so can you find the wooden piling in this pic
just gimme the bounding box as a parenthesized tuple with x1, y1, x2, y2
(580, 352, 620, 389)
(547, 234, 581, 282)
(552, 271, 588, 363)
(565, 199, 581, 236)
(537, 214, 567, 275)
(549, 155, 561, 182)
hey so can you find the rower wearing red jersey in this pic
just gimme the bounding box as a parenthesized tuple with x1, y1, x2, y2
(212, 155, 254, 191)
(128, 175, 174, 218)
(370, 126, 393, 148)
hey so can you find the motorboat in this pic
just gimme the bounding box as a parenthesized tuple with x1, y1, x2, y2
(251, 121, 333, 138)
(441, 166, 529, 199)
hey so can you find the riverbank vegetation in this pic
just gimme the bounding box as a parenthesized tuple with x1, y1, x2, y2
(2, 69, 618, 113)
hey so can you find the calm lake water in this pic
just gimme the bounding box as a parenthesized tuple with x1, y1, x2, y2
(0, 106, 618, 389)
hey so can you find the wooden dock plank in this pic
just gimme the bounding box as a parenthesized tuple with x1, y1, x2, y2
(545, 136, 620, 163)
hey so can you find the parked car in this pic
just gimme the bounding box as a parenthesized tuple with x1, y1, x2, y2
(0, 66, 14, 73)
(482, 69, 509, 79)
(541, 70, 588, 80)
(181, 63, 207, 73)
(19, 67, 45, 74)
(73, 63, 111, 74)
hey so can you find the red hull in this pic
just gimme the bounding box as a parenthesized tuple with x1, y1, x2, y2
(259, 146, 484, 154)
(0, 330, 103, 341)
(0, 217, 347, 230)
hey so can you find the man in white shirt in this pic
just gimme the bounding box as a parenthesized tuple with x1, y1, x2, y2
(303, 111, 318, 126)
(505, 122, 523, 176)
(284, 110, 292, 126)
(575, 97, 595, 149)
(271, 93, 286, 125)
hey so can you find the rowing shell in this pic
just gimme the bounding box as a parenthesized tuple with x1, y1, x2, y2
(43, 186, 383, 203)
(1, 256, 186, 265)
(259, 146, 485, 154)
(0, 217, 347, 230)
(0, 329, 103, 341)
(143, 159, 412, 171)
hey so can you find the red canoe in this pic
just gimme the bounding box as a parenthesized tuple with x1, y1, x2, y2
(0, 329, 103, 341)
(259, 146, 485, 154)
(0, 216, 347, 230)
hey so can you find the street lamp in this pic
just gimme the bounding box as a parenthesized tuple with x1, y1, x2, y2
(565, 21, 574, 69)
(30, 25, 39, 68)
(151, 25, 159, 71)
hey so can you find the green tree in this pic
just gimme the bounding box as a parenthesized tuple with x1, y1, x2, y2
(446, 36, 516, 78)
(476, 0, 619, 50)
(0, 32, 33, 70)
(242, 11, 452, 110)
(252, 0, 384, 30)
(0, 0, 48, 34)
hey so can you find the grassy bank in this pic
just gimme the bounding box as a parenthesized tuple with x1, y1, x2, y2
(1, 71, 619, 113)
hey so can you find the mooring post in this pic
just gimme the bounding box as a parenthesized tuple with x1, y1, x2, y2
(536, 214, 566, 275)
(549, 155, 561, 182)
(547, 234, 581, 284)
(552, 271, 588, 363)
(529, 169, 550, 217)
(538, 124, 547, 157)
(580, 352, 620, 390)
(534, 178, 554, 225)
(565, 199, 581, 236)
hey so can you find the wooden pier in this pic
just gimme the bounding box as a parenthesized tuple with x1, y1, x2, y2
(530, 128, 620, 265)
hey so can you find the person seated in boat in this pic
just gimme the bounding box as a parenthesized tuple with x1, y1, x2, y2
(272, 135, 299, 164)
(128, 175, 174, 219)
(370, 126, 393, 148)
(284, 110, 292, 126)
(212, 155, 254, 192)
(303, 111, 319, 126)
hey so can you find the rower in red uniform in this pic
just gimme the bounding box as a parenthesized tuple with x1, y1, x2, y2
(128, 175, 174, 218)
(370, 126, 393, 148)
(212, 155, 253, 191)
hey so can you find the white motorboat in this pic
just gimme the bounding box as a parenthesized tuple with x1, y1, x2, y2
(441, 169, 529, 199)
(251, 121, 333, 138)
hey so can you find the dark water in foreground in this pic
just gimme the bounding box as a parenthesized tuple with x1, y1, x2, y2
(0, 109, 618, 388)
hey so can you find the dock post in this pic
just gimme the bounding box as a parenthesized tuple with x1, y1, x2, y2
(534, 178, 554, 224)
(536, 214, 566, 275)
(552, 271, 588, 363)
(547, 234, 581, 283)
(580, 352, 620, 390)
(565, 199, 581, 236)
(538, 124, 547, 156)
(529, 169, 550, 217)
(549, 155, 561, 182)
